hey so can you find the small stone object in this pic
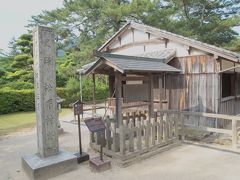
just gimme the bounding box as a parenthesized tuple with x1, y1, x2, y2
(89, 157, 111, 172)
(74, 152, 90, 164)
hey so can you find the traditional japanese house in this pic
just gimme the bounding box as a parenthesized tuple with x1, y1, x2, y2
(79, 22, 240, 165)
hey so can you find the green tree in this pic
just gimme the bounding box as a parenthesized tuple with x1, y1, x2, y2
(153, 0, 240, 47)
(8, 33, 34, 83)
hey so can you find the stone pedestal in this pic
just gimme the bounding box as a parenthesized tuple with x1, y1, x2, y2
(22, 26, 77, 179)
(89, 157, 111, 172)
(22, 150, 77, 180)
(74, 152, 89, 163)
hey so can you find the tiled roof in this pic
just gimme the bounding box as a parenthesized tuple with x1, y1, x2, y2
(80, 52, 180, 75)
(137, 49, 176, 63)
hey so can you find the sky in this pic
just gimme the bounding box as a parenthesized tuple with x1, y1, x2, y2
(0, 0, 63, 52)
(0, 0, 239, 53)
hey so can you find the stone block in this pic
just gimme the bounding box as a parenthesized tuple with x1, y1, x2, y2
(22, 150, 77, 180)
(89, 157, 111, 172)
(74, 152, 89, 164)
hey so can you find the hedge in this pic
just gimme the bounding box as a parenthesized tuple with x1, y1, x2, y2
(0, 87, 108, 114)
(0, 89, 35, 114)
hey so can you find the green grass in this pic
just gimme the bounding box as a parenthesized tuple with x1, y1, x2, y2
(0, 108, 71, 136)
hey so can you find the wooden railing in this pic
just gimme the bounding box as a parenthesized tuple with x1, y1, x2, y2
(158, 110, 240, 149)
(90, 109, 240, 165)
(108, 98, 149, 109)
(90, 111, 179, 164)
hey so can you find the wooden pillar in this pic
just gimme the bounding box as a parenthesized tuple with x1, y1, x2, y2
(232, 119, 237, 149)
(148, 74, 154, 118)
(92, 73, 96, 116)
(159, 74, 163, 110)
(115, 71, 122, 127)
(109, 75, 115, 97)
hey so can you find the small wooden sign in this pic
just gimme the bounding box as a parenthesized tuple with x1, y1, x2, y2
(84, 117, 106, 133)
(73, 100, 83, 115)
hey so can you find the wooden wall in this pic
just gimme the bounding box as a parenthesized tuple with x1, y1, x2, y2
(219, 72, 240, 115)
(153, 55, 240, 116)
(219, 98, 240, 115)
(154, 55, 220, 115)
(153, 55, 221, 126)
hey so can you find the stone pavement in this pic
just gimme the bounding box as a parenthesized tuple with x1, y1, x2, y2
(1, 110, 240, 180)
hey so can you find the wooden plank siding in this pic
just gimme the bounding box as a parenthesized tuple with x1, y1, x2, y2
(219, 66, 240, 115)
(152, 55, 221, 125)
(153, 55, 240, 116)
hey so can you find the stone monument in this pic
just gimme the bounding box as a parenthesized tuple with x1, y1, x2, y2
(22, 26, 77, 180)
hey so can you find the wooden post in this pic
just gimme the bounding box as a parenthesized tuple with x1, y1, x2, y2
(148, 74, 154, 118)
(159, 74, 163, 110)
(180, 113, 185, 141)
(105, 116, 111, 150)
(92, 73, 96, 116)
(175, 113, 179, 139)
(129, 121, 134, 152)
(114, 71, 122, 152)
(115, 71, 122, 127)
(109, 75, 115, 97)
(119, 125, 125, 155)
(232, 119, 237, 149)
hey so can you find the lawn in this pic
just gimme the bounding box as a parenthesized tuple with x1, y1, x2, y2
(0, 108, 71, 136)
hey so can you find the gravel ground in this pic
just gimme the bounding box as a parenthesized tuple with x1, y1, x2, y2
(1, 110, 240, 180)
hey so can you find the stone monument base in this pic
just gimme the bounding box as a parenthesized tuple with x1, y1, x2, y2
(22, 150, 77, 180)
(89, 156, 111, 172)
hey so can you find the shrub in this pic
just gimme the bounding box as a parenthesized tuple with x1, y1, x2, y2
(0, 89, 35, 114)
(0, 76, 109, 114)
(0, 88, 79, 114)
(4, 81, 34, 90)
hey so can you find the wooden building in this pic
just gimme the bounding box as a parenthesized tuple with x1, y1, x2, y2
(82, 22, 240, 116)
(79, 22, 240, 164)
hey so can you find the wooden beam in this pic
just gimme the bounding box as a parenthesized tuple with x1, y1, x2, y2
(109, 75, 115, 97)
(92, 73, 96, 116)
(185, 125, 232, 135)
(164, 38, 169, 48)
(148, 74, 154, 118)
(120, 76, 150, 81)
(218, 65, 240, 73)
(130, 23, 239, 62)
(102, 59, 124, 73)
(232, 119, 237, 149)
(98, 23, 131, 52)
(131, 28, 135, 42)
(94, 50, 165, 62)
(159, 74, 163, 110)
(109, 38, 166, 52)
(115, 71, 122, 127)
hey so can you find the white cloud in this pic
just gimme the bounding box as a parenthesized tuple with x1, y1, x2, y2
(0, 0, 63, 52)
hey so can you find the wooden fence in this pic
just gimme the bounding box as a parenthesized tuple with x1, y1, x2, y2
(158, 110, 240, 149)
(90, 110, 179, 164)
(90, 109, 240, 165)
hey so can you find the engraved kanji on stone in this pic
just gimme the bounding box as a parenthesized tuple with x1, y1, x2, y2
(44, 57, 53, 66)
(44, 83, 53, 93)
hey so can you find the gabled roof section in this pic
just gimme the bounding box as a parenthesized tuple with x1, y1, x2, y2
(82, 52, 180, 75)
(137, 49, 176, 63)
(98, 22, 240, 62)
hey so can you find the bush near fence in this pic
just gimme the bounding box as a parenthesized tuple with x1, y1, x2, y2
(0, 86, 108, 114)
